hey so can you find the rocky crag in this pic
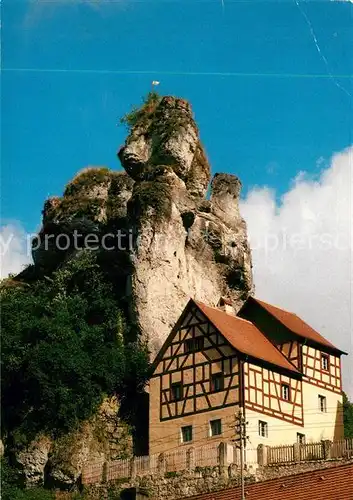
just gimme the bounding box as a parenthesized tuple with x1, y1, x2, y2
(8, 94, 253, 488)
(28, 94, 253, 355)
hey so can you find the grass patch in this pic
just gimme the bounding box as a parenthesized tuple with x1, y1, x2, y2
(120, 92, 161, 131)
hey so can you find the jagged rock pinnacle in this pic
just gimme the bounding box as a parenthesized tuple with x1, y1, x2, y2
(28, 95, 253, 356)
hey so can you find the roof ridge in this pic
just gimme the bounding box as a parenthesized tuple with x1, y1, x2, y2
(255, 297, 296, 315)
(196, 300, 301, 376)
(196, 300, 263, 326)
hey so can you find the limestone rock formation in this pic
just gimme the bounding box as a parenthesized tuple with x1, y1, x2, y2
(119, 96, 253, 354)
(45, 397, 132, 489)
(15, 436, 52, 487)
(12, 397, 132, 489)
(25, 95, 253, 357)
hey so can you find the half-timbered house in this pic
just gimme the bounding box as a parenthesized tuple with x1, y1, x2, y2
(149, 298, 346, 456)
(239, 297, 346, 444)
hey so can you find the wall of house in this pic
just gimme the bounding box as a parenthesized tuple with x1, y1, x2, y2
(244, 407, 311, 465)
(244, 362, 303, 426)
(150, 377, 240, 454)
(243, 380, 344, 466)
(301, 381, 344, 442)
(149, 305, 241, 455)
(302, 345, 341, 393)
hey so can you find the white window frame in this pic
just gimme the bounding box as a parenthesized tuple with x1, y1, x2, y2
(318, 394, 327, 413)
(258, 420, 268, 438)
(281, 383, 290, 401)
(321, 354, 329, 371)
(209, 419, 222, 437)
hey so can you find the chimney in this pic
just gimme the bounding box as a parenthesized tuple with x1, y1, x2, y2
(217, 297, 236, 316)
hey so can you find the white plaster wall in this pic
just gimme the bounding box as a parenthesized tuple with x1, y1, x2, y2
(244, 407, 307, 465)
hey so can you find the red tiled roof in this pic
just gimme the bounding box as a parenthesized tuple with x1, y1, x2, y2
(253, 298, 343, 352)
(195, 301, 300, 376)
(184, 463, 353, 500)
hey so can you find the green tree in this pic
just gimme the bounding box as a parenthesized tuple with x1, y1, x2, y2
(343, 392, 353, 438)
(1, 458, 55, 500)
(1, 251, 149, 446)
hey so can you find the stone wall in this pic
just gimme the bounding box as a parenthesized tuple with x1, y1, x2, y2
(81, 458, 353, 500)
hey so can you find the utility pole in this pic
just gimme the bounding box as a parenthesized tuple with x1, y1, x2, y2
(235, 409, 247, 500)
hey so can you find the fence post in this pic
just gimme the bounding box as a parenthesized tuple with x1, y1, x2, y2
(322, 440, 332, 460)
(257, 444, 268, 466)
(218, 442, 232, 477)
(186, 447, 195, 471)
(130, 457, 136, 478)
(293, 443, 300, 462)
(157, 453, 166, 474)
(102, 461, 108, 483)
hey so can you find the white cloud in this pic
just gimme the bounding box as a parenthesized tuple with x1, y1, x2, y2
(240, 146, 353, 399)
(0, 223, 32, 279)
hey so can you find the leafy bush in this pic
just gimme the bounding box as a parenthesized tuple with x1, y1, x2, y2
(120, 92, 161, 130)
(1, 458, 55, 500)
(1, 251, 150, 445)
(64, 168, 111, 197)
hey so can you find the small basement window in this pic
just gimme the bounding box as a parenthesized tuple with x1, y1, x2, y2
(258, 420, 268, 438)
(181, 425, 193, 443)
(318, 395, 327, 413)
(184, 337, 204, 353)
(171, 382, 183, 401)
(321, 354, 329, 371)
(210, 419, 222, 436)
(281, 383, 291, 401)
(211, 373, 224, 392)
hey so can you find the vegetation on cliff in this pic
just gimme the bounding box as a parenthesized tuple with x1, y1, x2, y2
(1, 251, 150, 449)
(120, 91, 161, 130)
(343, 392, 353, 438)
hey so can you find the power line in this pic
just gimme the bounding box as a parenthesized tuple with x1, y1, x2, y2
(2, 67, 352, 79)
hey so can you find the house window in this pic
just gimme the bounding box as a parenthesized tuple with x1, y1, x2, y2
(318, 395, 327, 412)
(321, 354, 329, 371)
(210, 419, 222, 437)
(184, 337, 204, 353)
(297, 433, 306, 444)
(281, 383, 291, 401)
(181, 425, 193, 443)
(258, 420, 268, 437)
(171, 382, 183, 401)
(211, 373, 224, 392)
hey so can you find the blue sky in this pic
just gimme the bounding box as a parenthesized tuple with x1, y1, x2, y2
(2, 0, 352, 232)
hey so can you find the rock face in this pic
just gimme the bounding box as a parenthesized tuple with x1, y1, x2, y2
(46, 397, 132, 489)
(119, 96, 253, 354)
(25, 95, 253, 357)
(12, 397, 132, 489)
(15, 436, 52, 487)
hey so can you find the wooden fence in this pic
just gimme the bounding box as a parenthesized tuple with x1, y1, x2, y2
(82, 441, 236, 484)
(82, 438, 353, 484)
(265, 438, 353, 466)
